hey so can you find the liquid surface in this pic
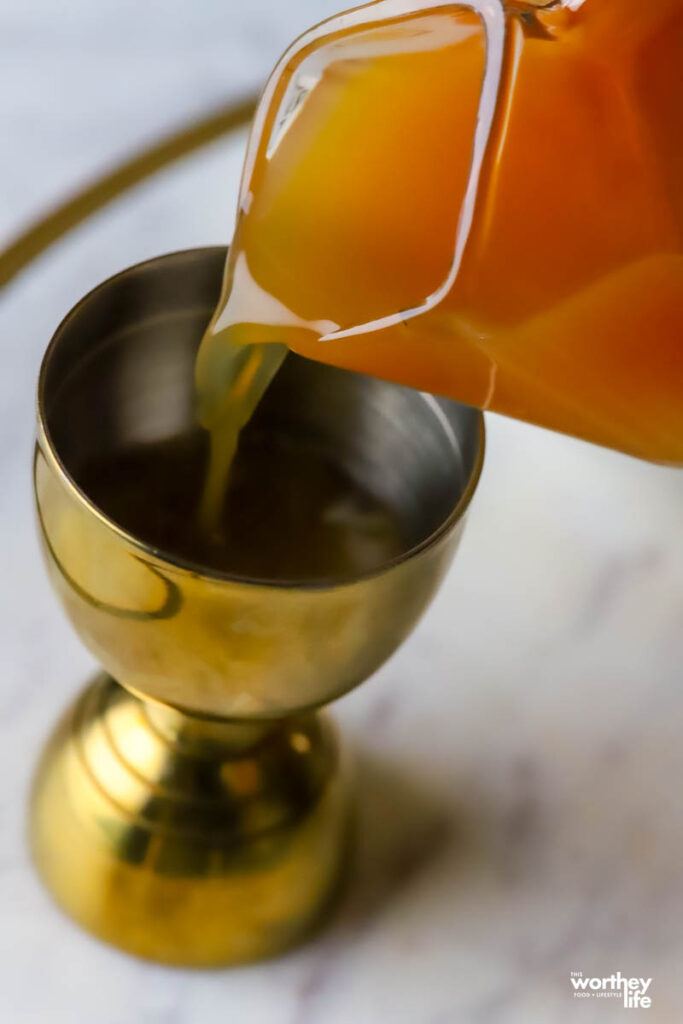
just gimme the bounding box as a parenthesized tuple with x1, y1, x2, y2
(197, 0, 683, 468)
(78, 432, 405, 581)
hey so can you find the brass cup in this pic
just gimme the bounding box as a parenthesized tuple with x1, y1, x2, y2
(31, 247, 484, 965)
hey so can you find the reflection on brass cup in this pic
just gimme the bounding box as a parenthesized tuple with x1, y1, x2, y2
(30, 248, 484, 965)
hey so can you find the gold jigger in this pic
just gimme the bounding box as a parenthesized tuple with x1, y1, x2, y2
(31, 248, 484, 965)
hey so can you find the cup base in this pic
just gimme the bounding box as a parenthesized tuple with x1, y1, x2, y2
(29, 674, 351, 965)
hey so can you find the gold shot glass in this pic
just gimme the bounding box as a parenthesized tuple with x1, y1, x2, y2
(31, 247, 484, 965)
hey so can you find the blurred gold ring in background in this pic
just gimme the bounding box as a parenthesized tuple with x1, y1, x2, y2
(0, 94, 258, 290)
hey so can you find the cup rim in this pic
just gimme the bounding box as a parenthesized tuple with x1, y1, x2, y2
(37, 247, 485, 591)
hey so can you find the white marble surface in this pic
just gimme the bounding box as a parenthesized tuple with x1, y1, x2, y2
(2, 3, 683, 1022)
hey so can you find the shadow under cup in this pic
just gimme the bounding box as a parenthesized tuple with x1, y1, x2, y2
(35, 247, 484, 719)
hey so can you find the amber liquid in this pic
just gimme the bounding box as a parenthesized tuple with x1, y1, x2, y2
(79, 429, 404, 581)
(195, 334, 287, 536)
(196, 0, 683, 497)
